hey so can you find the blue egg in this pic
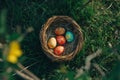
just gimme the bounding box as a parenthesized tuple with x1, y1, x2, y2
(65, 31, 74, 42)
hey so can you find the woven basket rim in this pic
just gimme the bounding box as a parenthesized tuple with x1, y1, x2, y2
(40, 16, 83, 61)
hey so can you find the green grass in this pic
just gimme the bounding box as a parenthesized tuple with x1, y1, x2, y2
(0, 0, 120, 80)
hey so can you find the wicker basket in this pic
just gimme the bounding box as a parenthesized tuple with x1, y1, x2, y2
(40, 16, 83, 61)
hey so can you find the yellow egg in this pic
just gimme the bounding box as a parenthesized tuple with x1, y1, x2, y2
(47, 37, 57, 49)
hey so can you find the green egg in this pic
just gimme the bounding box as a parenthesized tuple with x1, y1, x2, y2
(65, 31, 74, 42)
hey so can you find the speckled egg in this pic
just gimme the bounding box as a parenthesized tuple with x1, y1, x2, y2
(54, 46, 64, 56)
(47, 37, 57, 49)
(55, 27, 65, 35)
(65, 31, 74, 42)
(56, 36, 66, 45)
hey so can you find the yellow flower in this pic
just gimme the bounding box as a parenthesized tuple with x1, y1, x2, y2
(9, 41, 20, 49)
(9, 49, 22, 57)
(7, 40, 23, 64)
(7, 55, 18, 64)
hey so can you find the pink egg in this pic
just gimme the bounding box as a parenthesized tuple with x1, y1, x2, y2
(56, 36, 66, 45)
(54, 46, 64, 56)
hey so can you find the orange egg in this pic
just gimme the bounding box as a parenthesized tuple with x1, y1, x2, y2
(54, 46, 64, 55)
(56, 36, 66, 45)
(55, 27, 65, 35)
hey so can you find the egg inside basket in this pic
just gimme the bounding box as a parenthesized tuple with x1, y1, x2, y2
(40, 16, 83, 61)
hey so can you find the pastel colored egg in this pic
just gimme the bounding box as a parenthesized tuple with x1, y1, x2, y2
(65, 31, 74, 42)
(54, 46, 64, 56)
(47, 37, 57, 49)
(56, 36, 66, 45)
(55, 27, 65, 35)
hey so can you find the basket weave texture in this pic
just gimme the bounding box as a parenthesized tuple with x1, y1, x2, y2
(40, 16, 83, 61)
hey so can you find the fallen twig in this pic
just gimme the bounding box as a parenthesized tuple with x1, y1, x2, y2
(15, 69, 34, 80)
(106, 3, 113, 9)
(17, 27, 34, 42)
(0, 58, 3, 62)
(75, 49, 102, 79)
(0, 42, 3, 49)
(17, 63, 40, 80)
(85, 49, 102, 70)
(93, 63, 105, 77)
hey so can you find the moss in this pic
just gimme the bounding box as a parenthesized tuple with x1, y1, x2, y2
(0, 0, 120, 80)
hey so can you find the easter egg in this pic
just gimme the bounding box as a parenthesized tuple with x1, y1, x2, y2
(54, 46, 64, 55)
(55, 27, 65, 35)
(47, 37, 57, 49)
(56, 36, 66, 45)
(65, 31, 74, 42)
